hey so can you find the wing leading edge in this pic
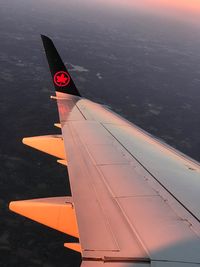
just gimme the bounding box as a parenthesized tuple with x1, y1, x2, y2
(9, 36, 200, 267)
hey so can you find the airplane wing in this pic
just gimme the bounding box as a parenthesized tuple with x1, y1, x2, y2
(9, 36, 200, 267)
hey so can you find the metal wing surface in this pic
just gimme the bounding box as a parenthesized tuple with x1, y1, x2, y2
(9, 36, 200, 267)
(57, 93, 200, 266)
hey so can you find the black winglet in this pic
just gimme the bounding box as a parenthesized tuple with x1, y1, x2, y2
(41, 35, 81, 96)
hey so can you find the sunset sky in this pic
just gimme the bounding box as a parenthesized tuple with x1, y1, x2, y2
(92, 0, 200, 24)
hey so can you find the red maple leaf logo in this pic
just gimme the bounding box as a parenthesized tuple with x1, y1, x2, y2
(54, 71, 70, 87)
(57, 73, 68, 84)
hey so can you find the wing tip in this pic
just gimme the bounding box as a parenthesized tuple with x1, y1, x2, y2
(40, 34, 81, 97)
(40, 34, 52, 43)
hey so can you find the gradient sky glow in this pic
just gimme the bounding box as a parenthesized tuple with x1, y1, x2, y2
(93, 0, 200, 24)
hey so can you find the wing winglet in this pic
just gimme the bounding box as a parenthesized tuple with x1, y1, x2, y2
(41, 34, 81, 96)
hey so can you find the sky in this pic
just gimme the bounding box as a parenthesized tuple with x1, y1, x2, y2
(90, 0, 200, 25)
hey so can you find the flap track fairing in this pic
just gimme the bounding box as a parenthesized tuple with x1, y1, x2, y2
(22, 135, 66, 160)
(9, 197, 79, 238)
